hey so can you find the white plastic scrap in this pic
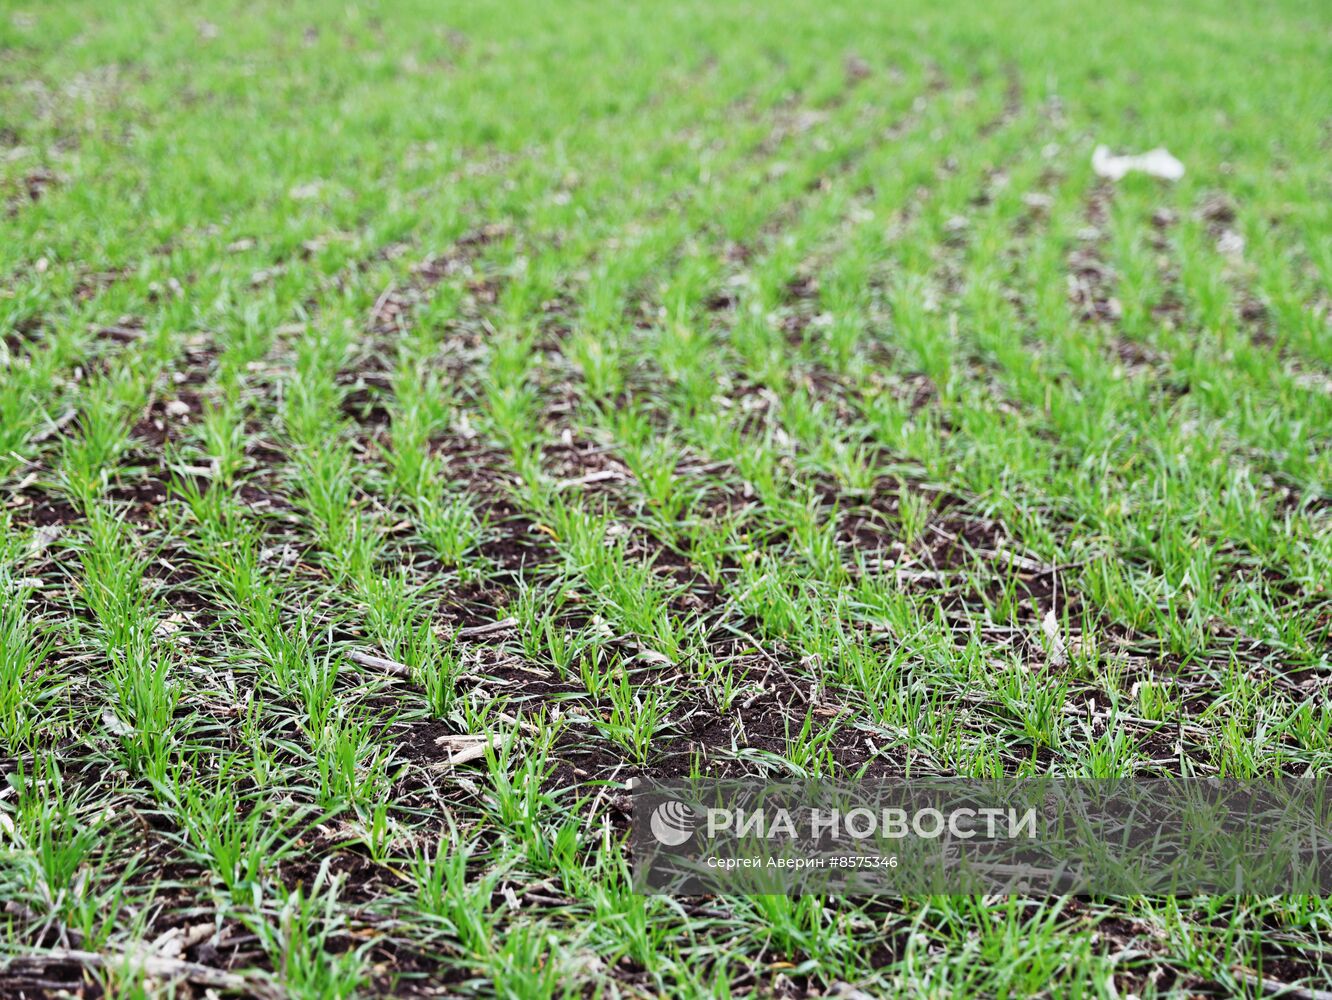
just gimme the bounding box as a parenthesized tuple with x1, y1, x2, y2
(1091, 144, 1185, 182)
(1041, 609, 1068, 667)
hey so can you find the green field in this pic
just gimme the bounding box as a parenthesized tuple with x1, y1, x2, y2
(2, 0, 1330, 995)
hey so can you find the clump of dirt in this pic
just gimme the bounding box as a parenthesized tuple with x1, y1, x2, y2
(5, 168, 57, 215)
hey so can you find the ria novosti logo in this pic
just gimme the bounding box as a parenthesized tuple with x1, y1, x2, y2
(649, 800, 696, 846)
